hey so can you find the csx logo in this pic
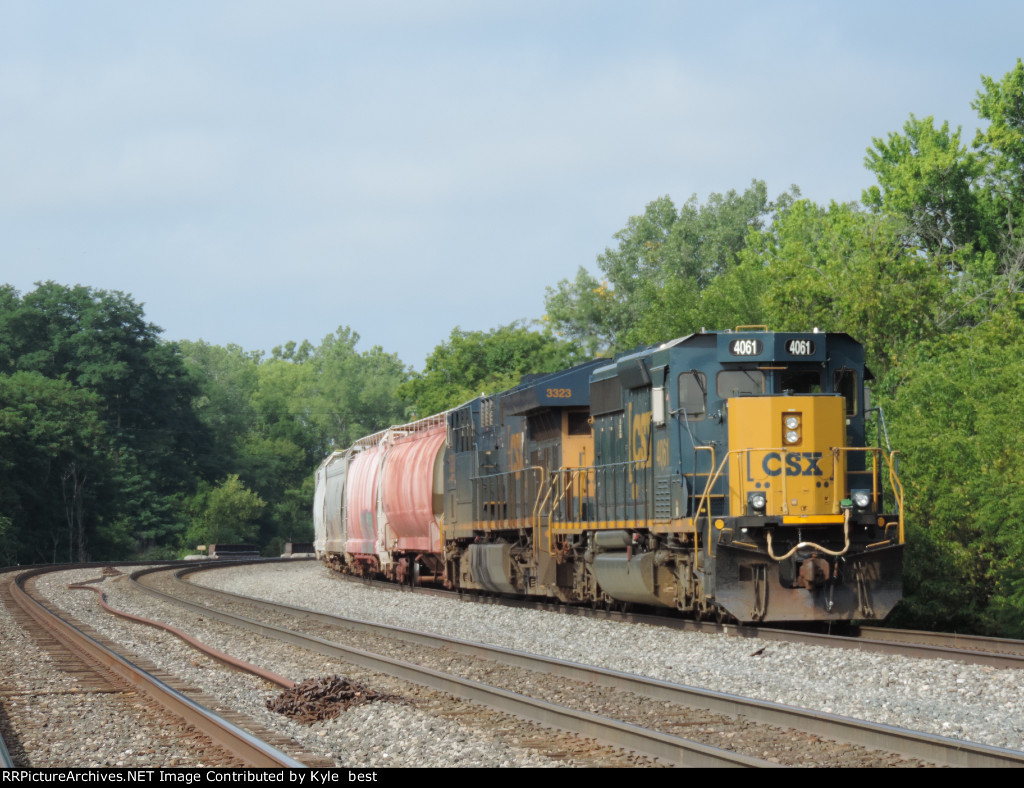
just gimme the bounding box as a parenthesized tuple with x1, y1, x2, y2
(750, 451, 824, 478)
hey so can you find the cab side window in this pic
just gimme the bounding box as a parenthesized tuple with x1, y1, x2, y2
(678, 372, 707, 419)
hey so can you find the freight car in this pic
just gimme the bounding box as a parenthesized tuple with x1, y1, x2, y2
(314, 328, 904, 623)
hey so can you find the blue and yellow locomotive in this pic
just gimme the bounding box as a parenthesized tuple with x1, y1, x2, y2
(316, 328, 904, 623)
(438, 327, 903, 623)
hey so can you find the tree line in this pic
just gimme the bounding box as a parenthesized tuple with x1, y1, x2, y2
(2, 59, 1021, 636)
(543, 58, 1024, 636)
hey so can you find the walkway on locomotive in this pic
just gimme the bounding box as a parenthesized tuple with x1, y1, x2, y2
(545, 329, 896, 536)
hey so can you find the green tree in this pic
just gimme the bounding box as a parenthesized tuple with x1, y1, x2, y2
(972, 58, 1024, 238)
(0, 372, 108, 563)
(863, 114, 987, 257)
(178, 341, 262, 480)
(544, 182, 796, 352)
(184, 474, 266, 548)
(302, 326, 409, 449)
(883, 298, 1024, 635)
(737, 200, 947, 374)
(0, 282, 207, 559)
(400, 323, 585, 416)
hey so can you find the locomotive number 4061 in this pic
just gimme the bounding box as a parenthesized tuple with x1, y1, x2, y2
(729, 339, 763, 356)
(786, 339, 816, 356)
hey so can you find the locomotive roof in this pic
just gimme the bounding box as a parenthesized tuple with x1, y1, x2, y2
(499, 357, 607, 416)
(591, 328, 861, 382)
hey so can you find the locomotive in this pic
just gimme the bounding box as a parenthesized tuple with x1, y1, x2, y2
(314, 328, 904, 623)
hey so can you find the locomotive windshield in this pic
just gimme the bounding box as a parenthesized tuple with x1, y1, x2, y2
(778, 366, 822, 394)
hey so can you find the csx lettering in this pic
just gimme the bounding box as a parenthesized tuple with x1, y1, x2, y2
(761, 452, 823, 477)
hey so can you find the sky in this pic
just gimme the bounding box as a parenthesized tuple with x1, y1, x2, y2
(2, 1, 1022, 370)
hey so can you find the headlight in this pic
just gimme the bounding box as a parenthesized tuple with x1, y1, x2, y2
(853, 490, 871, 509)
(785, 430, 800, 444)
(784, 415, 800, 430)
(748, 492, 767, 512)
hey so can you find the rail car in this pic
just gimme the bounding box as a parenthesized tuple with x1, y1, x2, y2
(314, 328, 904, 623)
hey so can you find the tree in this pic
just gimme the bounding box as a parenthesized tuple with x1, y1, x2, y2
(0, 372, 108, 563)
(737, 199, 947, 374)
(863, 115, 987, 257)
(178, 341, 262, 480)
(301, 326, 409, 449)
(399, 323, 585, 416)
(972, 58, 1024, 237)
(882, 297, 1024, 635)
(184, 475, 266, 548)
(0, 282, 208, 559)
(544, 181, 796, 352)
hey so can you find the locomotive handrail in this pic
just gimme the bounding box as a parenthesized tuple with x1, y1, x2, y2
(696, 446, 729, 568)
(830, 446, 905, 542)
(889, 451, 904, 543)
(544, 459, 655, 534)
(471, 465, 546, 530)
(692, 446, 716, 568)
(694, 446, 905, 552)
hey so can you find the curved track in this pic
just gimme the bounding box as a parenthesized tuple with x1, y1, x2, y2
(363, 571, 1024, 670)
(133, 564, 772, 768)
(145, 561, 1024, 768)
(1, 563, 315, 768)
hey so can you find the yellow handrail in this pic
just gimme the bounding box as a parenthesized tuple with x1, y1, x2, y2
(691, 446, 905, 548)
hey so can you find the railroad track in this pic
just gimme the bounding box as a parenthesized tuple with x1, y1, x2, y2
(0, 564, 327, 768)
(131, 564, 771, 767)
(357, 571, 1024, 670)
(131, 561, 1022, 768)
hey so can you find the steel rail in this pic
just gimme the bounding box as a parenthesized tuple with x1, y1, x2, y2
(299, 564, 1024, 670)
(853, 626, 1024, 658)
(380, 572, 1024, 670)
(129, 566, 771, 768)
(144, 563, 1024, 768)
(9, 567, 306, 769)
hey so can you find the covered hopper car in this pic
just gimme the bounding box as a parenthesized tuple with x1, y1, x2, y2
(314, 328, 904, 623)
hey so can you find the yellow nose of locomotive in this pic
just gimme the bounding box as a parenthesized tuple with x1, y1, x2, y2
(728, 396, 847, 519)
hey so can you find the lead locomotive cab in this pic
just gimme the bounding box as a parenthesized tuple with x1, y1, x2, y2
(707, 329, 904, 622)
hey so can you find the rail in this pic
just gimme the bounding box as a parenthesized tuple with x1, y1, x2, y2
(9, 566, 306, 768)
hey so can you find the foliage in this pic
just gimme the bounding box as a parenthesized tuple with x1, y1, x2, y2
(863, 115, 987, 257)
(302, 327, 409, 450)
(179, 325, 408, 552)
(882, 299, 1024, 635)
(544, 182, 797, 353)
(972, 58, 1024, 237)
(184, 474, 266, 548)
(399, 323, 585, 417)
(0, 371, 108, 563)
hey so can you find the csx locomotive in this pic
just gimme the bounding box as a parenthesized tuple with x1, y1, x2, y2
(314, 328, 904, 623)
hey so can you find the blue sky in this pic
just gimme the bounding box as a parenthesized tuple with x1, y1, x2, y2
(2, 1, 1022, 369)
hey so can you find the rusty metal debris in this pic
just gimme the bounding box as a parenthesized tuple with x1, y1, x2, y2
(266, 675, 409, 724)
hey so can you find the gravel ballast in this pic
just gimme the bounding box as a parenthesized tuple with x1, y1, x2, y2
(192, 561, 1024, 751)
(7, 561, 1024, 767)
